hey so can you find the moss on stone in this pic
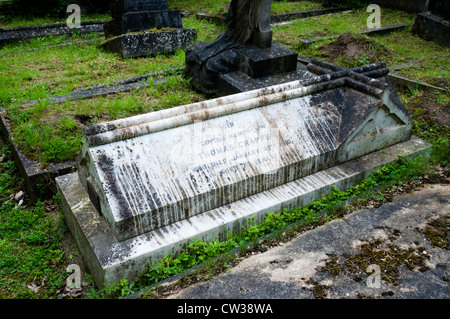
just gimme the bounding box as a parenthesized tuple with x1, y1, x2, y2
(423, 216, 449, 249)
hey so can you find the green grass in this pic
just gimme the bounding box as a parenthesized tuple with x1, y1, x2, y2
(0, 16, 219, 164)
(168, 0, 323, 16)
(5, 72, 205, 164)
(273, 7, 416, 48)
(0, 31, 104, 53)
(182, 15, 226, 42)
(267, 0, 323, 15)
(0, 39, 190, 106)
(0, 16, 222, 106)
(0, 201, 67, 298)
(168, 0, 230, 15)
(0, 10, 110, 28)
(398, 88, 450, 161)
(370, 28, 450, 65)
(394, 57, 450, 83)
(289, 21, 449, 72)
(10, 111, 83, 163)
(0, 141, 73, 298)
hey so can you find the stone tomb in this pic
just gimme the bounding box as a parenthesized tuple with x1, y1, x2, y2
(56, 59, 430, 287)
(412, 0, 450, 47)
(101, 0, 197, 58)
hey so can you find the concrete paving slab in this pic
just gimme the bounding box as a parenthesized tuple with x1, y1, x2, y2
(168, 183, 450, 299)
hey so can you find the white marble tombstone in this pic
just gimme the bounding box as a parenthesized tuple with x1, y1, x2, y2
(56, 61, 429, 287)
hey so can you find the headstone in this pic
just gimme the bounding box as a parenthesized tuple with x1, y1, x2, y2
(101, 0, 197, 58)
(412, 1, 450, 47)
(56, 57, 430, 288)
(184, 0, 302, 95)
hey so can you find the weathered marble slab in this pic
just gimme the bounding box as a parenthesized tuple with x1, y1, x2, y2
(77, 63, 412, 242)
(57, 136, 430, 288)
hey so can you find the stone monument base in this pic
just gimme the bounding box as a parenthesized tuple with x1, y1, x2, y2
(236, 42, 298, 78)
(218, 62, 310, 96)
(216, 42, 305, 96)
(56, 136, 430, 288)
(101, 28, 197, 58)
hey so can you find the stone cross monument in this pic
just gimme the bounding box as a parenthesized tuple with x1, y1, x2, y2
(184, 0, 301, 95)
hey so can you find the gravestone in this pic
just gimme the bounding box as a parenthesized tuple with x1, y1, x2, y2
(184, 0, 303, 95)
(101, 0, 197, 58)
(412, 1, 450, 47)
(56, 56, 430, 287)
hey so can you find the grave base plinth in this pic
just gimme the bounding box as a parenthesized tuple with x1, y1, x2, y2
(101, 28, 197, 58)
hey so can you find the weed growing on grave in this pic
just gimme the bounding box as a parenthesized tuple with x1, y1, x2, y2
(10, 112, 83, 164)
(143, 238, 239, 285)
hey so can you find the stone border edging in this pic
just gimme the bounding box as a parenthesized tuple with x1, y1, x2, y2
(0, 20, 107, 47)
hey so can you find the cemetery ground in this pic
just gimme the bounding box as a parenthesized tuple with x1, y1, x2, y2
(0, 1, 449, 299)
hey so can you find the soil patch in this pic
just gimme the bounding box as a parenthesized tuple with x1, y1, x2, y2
(318, 33, 392, 64)
(406, 89, 450, 128)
